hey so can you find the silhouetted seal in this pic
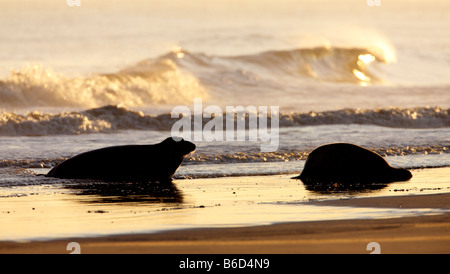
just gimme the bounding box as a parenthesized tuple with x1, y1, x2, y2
(46, 137, 195, 181)
(293, 143, 412, 185)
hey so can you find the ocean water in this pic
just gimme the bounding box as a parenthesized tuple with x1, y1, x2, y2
(0, 0, 449, 240)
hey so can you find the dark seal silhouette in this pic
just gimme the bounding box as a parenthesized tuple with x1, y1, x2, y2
(293, 143, 412, 185)
(46, 137, 195, 181)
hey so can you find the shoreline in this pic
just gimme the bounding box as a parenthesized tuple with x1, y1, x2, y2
(2, 192, 450, 254)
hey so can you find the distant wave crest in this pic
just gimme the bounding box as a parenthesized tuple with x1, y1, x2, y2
(165, 46, 391, 89)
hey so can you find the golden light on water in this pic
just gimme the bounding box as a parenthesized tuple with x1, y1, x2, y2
(354, 53, 376, 86)
(177, 52, 185, 59)
(352, 69, 368, 81)
(352, 69, 370, 86)
(358, 54, 376, 64)
(173, 47, 185, 59)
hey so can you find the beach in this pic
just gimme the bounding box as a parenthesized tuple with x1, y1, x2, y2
(1, 167, 450, 254)
(1, 194, 450, 254)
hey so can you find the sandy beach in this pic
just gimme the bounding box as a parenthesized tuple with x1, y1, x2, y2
(1, 189, 450, 254)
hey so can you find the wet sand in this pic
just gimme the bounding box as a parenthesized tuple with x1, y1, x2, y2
(1, 167, 449, 254)
(1, 192, 450, 254)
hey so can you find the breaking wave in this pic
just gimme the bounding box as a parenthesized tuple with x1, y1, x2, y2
(0, 105, 448, 136)
(0, 45, 393, 109)
(0, 62, 208, 109)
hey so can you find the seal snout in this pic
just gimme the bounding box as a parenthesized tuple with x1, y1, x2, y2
(392, 167, 412, 181)
(183, 141, 196, 155)
(188, 142, 196, 153)
(165, 137, 196, 155)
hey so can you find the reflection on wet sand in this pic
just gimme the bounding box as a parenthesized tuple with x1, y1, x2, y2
(59, 174, 394, 205)
(62, 179, 183, 204)
(303, 182, 389, 194)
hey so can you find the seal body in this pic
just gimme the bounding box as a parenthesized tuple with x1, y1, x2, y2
(294, 143, 412, 184)
(46, 137, 196, 181)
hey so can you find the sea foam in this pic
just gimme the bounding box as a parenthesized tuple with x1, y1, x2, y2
(0, 105, 448, 136)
